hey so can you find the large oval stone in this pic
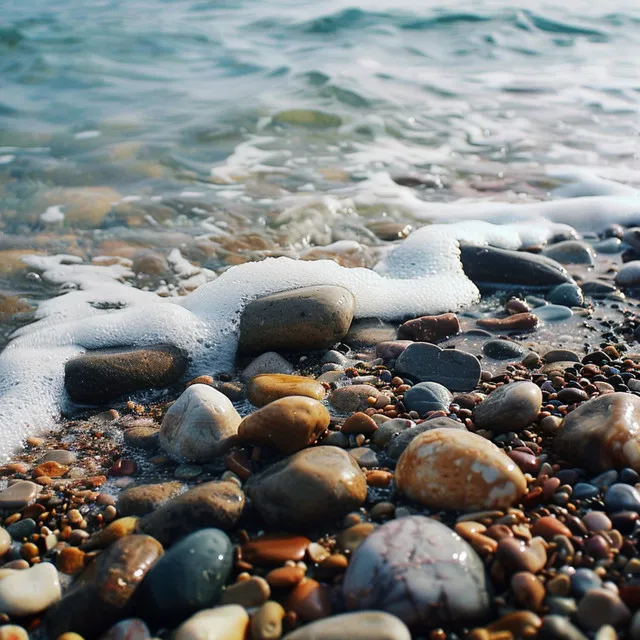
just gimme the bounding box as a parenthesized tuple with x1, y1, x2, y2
(246, 374, 326, 407)
(239, 285, 355, 353)
(238, 396, 330, 454)
(283, 611, 411, 640)
(65, 345, 187, 405)
(555, 393, 640, 473)
(247, 446, 367, 529)
(138, 529, 233, 627)
(0, 563, 61, 617)
(140, 481, 245, 546)
(395, 343, 481, 392)
(46, 535, 163, 639)
(472, 381, 542, 433)
(396, 428, 526, 511)
(343, 516, 491, 628)
(160, 385, 241, 461)
(173, 605, 249, 640)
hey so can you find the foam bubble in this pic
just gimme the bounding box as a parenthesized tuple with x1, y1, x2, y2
(0, 189, 638, 459)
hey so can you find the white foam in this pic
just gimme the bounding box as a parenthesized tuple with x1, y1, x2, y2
(0, 186, 639, 460)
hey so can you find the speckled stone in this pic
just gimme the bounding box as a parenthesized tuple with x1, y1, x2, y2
(555, 393, 640, 473)
(343, 516, 491, 627)
(396, 428, 526, 511)
(282, 611, 411, 640)
(472, 381, 542, 434)
(160, 384, 241, 461)
(247, 446, 367, 529)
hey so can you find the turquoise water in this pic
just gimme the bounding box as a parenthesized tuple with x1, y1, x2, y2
(0, 0, 639, 310)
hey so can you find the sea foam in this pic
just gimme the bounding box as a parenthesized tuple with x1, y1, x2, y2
(0, 187, 639, 460)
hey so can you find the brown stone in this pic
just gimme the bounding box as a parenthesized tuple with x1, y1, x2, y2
(266, 566, 306, 589)
(511, 571, 545, 611)
(246, 374, 326, 407)
(329, 385, 379, 413)
(242, 535, 310, 566)
(555, 393, 640, 473)
(341, 412, 378, 435)
(531, 516, 572, 540)
(287, 579, 331, 622)
(496, 537, 547, 574)
(139, 481, 245, 546)
(57, 547, 86, 575)
(123, 425, 160, 450)
(81, 517, 139, 551)
(476, 313, 539, 332)
(46, 535, 163, 639)
(398, 313, 460, 343)
(251, 601, 285, 640)
(221, 576, 271, 608)
(116, 481, 184, 517)
(33, 461, 68, 478)
(238, 396, 330, 454)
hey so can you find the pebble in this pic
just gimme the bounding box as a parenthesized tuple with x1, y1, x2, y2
(534, 304, 574, 322)
(531, 516, 572, 540)
(140, 481, 245, 546)
(282, 611, 411, 640)
(539, 615, 588, 640)
(247, 446, 366, 529)
(252, 601, 285, 640)
(345, 319, 397, 347)
(395, 343, 481, 391)
(287, 578, 331, 622)
(100, 619, 151, 640)
(572, 568, 603, 597)
(0, 563, 61, 617)
(604, 484, 640, 513)
(555, 393, 640, 473)
(0, 529, 9, 557)
(582, 280, 619, 297)
(238, 396, 330, 454)
(138, 529, 233, 627)
(239, 285, 355, 352)
(160, 384, 241, 461)
(615, 261, 640, 288)
(372, 418, 414, 448)
(349, 447, 379, 469)
(376, 340, 412, 360)
(386, 417, 465, 461)
(221, 576, 270, 608)
(576, 588, 630, 631)
(545, 349, 580, 363)
(476, 312, 539, 332)
(338, 523, 376, 554)
(343, 516, 490, 627)
(117, 481, 183, 517)
(7, 518, 36, 540)
(496, 536, 547, 573)
(472, 381, 542, 433)
(0, 626, 28, 640)
(40, 450, 77, 465)
(241, 352, 294, 379)
(173, 605, 249, 640)
(459, 244, 573, 289)
(511, 571, 545, 611)
(265, 566, 305, 588)
(547, 283, 584, 306)
(396, 428, 526, 510)
(123, 424, 160, 450)
(64, 345, 187, 404)
(329, 385, 379, 413)
(397, 313, 460, 343)
(246, 374, 326, 407)
(543, 240, 596, 265)
(402, 382, 452, 414)
(0, 481, 39, 509)
(242, 535, 310, 565)
(46, 535, 162, 638)
(482, 339, 524, 360)
(341, 412, 378, 435)
(583, 512, 612, 532)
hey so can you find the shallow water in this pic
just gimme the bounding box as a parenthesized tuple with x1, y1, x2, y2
(1, 0, 640, 454)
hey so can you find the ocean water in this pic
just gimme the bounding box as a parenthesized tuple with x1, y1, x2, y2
(0, 0, 639, 454)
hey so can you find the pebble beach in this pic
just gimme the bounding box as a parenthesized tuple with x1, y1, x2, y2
(2, 0, 640, 639)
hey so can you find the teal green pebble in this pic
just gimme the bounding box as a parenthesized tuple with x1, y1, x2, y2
(137, 528, 233, 627)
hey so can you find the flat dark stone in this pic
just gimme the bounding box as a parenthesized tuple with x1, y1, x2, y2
(65, 345, 187, 405)
(395, 342, 481, 391)
(459, 244, 574, 290)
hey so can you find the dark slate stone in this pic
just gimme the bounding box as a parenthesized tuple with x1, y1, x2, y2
(482, 339, 524, 360)
(386, 417, 465, 461)
(604, 483, 640, 513)
(547, 283, 584, 307)
(402, 382, 452, 415)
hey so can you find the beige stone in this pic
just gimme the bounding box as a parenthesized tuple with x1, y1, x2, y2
(174, 605, 249, 640)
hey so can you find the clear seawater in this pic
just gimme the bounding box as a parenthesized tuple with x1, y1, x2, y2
(1, 0, 639, 344)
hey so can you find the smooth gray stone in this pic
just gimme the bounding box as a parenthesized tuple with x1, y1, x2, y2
(534, 304, 573, 322)
(582, 280, 619, 298)
(386, 417, 465, 461)
(604, 484, 640, 513)
(592, 238, 622, 254)
(459, 244, 574, 290)
(482, 339, 524, 360)
(539, 615, 588, 640)
(282, 612, 411, 640)
(395, 343, 481, 392)
(616, 261, 640, 288)
(543, 240, 596, 265)
(372, 419, 414, 448)
(402, 382, 452, 414)
(547, 283, 584, 307)
(343, 516, 491, 627)
(40, 450, 77, 465)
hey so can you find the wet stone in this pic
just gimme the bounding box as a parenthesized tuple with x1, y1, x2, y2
(140, 480, 245, 546)
(616, 261, 640, 288)
(246, 374, 325, 407)
(246, 446, 367, 529)
(496, 537, 547, 574)
(534, 304, 573, 322)
(100, 619, 151, 640)
(477, 313, 539, 333)
(396, 428, 526, 511)
(239, 285, 355, 352)
(543, 240, 596, 266)
(376, 340, 413, 361)
(0, 562, 61, 617)
(372, 418, 414, 448)
(345, 319, 397, 347)
(571, 568, 602, 598)
(64, 345, 187, 405)
(123, 424, 160, 450)
(0, 481, 39, 510)
(349, 447, 379, 469)
(397, 313, 460, 343)
(282, 611, 411, 640)
(473, 381, 542, 434)
(576, 588, 630, 631)
(482, 339, 524, 360)
(544, 349, 580, 363)
(242, 535, 310, 566)
(252, 601, 285, 640)
(40, 450, 77, 465)
(343, 516, 491, 627)
(138, 529, 233, 628)
(402, 381, 452, 414)
(604, 484, 640, 513)
(172, 605, 249, 640)
(160, 384, 241, 461)
(329, 385, 379, 413)
(547, 283, 584, 307)
(386, 417, 465, 461)
(241, 352, 294, 380)
(395, 343, 481, 392)
(287, 578, 331, 622)
(555, 393, 640, 473)
(341, 412, 378, 435)
(220, 576, 270, 608)
(117, 481, 184, 517)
